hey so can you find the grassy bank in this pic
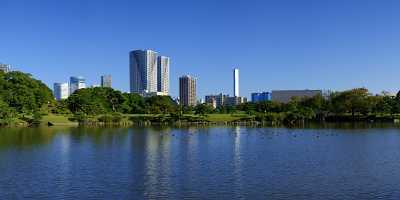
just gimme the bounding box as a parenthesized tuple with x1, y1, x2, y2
(8, 113, 400, 128)
(36, 114, 250, 127)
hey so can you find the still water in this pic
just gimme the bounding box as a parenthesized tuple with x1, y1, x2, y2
(1, 126, 400, 199)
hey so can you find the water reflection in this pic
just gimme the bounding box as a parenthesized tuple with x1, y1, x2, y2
(1, 126, 400, 199)
(233, 126, 244, 199)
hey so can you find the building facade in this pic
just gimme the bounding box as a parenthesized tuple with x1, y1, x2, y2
(233, 68, 239, 97)
(271, 90, 322, 103)
(129, 50, 158, 94)
(101, 75, 112, 88)
(205, 97, 217, 109)
(53, 83, 69, 100)
(179, 75, 197, 107)
(70, 76, 86, 94)
(0, 63, 11, 73)
(205, 93, 230, 108)
(251, 92, 271, 102)
(157, 56, 170, 95)
(225, 96, 247, 107)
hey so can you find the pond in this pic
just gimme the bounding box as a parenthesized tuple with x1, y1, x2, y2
(1, 126, 400, 199)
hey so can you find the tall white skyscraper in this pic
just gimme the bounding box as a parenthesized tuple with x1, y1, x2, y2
(70, 76, 86, 94)
(130, 50, 158, 94)
(233, 68, 239, 97)
(53, 83, 69, 100)
(157, 56, 170, 95)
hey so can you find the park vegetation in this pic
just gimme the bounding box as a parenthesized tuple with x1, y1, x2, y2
(2, 70, 400, 127)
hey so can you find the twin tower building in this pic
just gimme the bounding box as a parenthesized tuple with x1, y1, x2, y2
(129, 50, 170, 96)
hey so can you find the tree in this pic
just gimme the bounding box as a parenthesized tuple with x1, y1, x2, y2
(0, 71, 54, 114)
(256, 101, 282, 113)
(330, 88, 370, 119)
(66, 87, 125, 115)
(122, 93, 145, 114)
(194, 104, 214, 116)
(144, 96, 177, 114)
(0, 98, 16, 125)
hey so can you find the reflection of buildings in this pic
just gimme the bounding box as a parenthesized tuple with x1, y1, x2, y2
(271, 90, 322, 103)
(142, 128, 173, 198)
(233, 126, 244, 198)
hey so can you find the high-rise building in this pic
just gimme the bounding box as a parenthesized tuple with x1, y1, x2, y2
(70, 76, 86, 94)
(252, 92, 271, 102)
(179, 75, 197, 107)
(101, 75, 112, 88)
(129, 49, 158, 94)
(157, 56, 170, 95)
(233, 68, 239, 97)
(53, 83, 69, 100)
(0, 63, 11, 73)
(271, 90, 322, 103)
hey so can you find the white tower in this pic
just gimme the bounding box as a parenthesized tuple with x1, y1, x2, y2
(233, 68, 239, 97)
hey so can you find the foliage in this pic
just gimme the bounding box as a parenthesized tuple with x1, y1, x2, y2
(0, 71, 54, 114)
(66, 87, 125, 115)
(122, 93, 145, 114)
(144, 96, 177, 114)
(0, 98, 16, 125)
(194, 104, 214, 116)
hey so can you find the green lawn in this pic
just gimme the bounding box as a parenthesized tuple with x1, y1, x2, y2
(41, 115, 78, 126)
(39, 113, 251, 126)
(205, 114, 249, 122)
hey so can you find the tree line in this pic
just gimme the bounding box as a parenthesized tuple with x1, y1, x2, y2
(1, 71, 400, 126)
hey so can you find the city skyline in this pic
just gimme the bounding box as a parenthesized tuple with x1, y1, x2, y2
(2, 1, 400, 98)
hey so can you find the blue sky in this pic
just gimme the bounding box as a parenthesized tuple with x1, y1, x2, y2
(1, 0, 400, 98)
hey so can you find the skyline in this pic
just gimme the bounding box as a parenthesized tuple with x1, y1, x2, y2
(2, 0, 400, 98)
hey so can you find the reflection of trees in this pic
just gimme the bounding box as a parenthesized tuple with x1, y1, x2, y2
(69, 127, 131, 146)
(0, 128, 60, 150)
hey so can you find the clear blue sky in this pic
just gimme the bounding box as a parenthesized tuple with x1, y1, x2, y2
(1, 0, 400, 98)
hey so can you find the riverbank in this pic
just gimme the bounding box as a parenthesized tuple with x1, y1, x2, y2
(11, 113, 400, 128)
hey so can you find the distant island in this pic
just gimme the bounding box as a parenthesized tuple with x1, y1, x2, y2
(1, 70, 400, 127)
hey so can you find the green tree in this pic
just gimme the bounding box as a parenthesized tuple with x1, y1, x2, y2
(331, 88, 371, 119)
(194, 104, 214, 116)
(0, 71, 54, 114)
(66, 87, 125, 115)
(144, 96, 177, 114)
(0, 98, 16, 125)
(122, 93, 145, 114)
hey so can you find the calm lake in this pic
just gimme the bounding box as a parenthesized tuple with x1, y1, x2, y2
(1, 126, 400, 199)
